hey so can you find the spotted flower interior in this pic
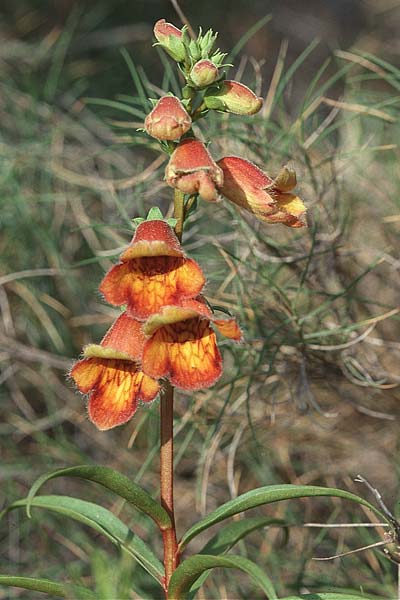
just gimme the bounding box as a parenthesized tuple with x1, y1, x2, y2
(70, 219, 241, 429)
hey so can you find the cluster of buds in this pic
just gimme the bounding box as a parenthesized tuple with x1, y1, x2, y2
(145, 19, 306, 227)
(71, 215, 241, 430)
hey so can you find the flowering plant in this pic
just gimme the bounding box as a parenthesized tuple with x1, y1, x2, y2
(1, 17, 394, 600)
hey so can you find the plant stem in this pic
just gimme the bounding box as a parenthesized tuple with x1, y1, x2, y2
(173, 189, 185, 242)
(160, 382, 178, 593)
(160, 189, 186, 595)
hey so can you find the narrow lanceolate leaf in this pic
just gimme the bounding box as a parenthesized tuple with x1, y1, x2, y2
(168, 554, 277, 600)
(281, 594, 380, 600)
(0, 575, 94, 599)
(179, 484, 387, 550)
(189, 517, 285, 599)
(1, 495, 163, 585)
(27, 465, 171, 530)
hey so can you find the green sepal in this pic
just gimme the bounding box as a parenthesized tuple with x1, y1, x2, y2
(179, 484, 389, 550)
(0, 575, 95, 599)
(2, 495, 164, 584)
(26, 464, 172, 531)
(131, 208, 177, 230)
(168, 554, 277, 600)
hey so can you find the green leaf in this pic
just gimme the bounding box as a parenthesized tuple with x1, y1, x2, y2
(0, 575, 94, 598)
(201, 516, 286, 555)
(27, 465, 172, 530)
(179, 484, 387, 550)
(168, 554, 277, 600)
(189, 517, 285, 599)
(2, 495, 164, 585)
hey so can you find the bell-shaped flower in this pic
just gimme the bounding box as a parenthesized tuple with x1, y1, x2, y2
(217, 157, 307, 228)
(141, 298, 242, 391)
(99, 220, 206, 320)
(153, 19, 186, 62)
(165, 138, 224, 202)
(70, 313, 160, 431)
(189, 59, 219, 88)
(145, 96, 192, 141)
(204, 80, 263, 115)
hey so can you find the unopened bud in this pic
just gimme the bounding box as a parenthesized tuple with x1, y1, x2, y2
(153, 19, 186, 62)
(189, 59, 219, 88)
(204, 80, 263, 115)
(145, 96, 192, 141)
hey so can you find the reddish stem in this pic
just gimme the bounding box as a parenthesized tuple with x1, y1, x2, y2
(160, 382, 179, 594)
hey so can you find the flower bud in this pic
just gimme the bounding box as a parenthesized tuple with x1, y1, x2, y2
(165, 138, 223, 202)
(217, 156, 306, 228)
(153, 19, 186, 62)
(204, 80, 263, 115)
(145, 96, 192, 141)
(189, 59, 219, 88)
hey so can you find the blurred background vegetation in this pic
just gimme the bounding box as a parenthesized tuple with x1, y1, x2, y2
(1, 0, 400, 598)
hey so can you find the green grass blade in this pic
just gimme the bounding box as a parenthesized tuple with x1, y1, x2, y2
(2, 495, 164, 585)
(227, 15, 272, 63)
(281, 594, 380, 600)
(0, 575, 94, 599)
(27, 464, 172, 530)
(168, 554, 277, 600)
(179, 484, 387, 550)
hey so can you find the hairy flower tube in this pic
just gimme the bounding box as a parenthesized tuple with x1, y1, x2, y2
(141, 298, 242, 391)
(100, 219, 206, 320)
(217, 157, 307, 227)
(145, 96, 192, 141)
(70, 313, 160, 430)
(204, 80, 263, 115)
(165, 138, 224, 202)
(153, 18, 186, 62)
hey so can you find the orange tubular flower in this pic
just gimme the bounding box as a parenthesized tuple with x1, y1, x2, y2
(217, 157, 307, 228)
(141, 298, 242, 391)
(165, 138, 224, 202)
(99, 220, 206, 320)
(145, 96, 192, 141)
(70, 313, 160, 431)
(204, 80, 263, 115)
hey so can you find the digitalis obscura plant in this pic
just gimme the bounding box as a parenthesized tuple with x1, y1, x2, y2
(2, 18, 396, 600)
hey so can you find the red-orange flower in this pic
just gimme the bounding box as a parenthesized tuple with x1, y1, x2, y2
(165, 138, 224, 202)
(70, 313, 160, 431)
(217, 157, 307, 228)
(145, 96, 192, 141)
(99, 220, 206, 320)
(141, 298, 242, 391)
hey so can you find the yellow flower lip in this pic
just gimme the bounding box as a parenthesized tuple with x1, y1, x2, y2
(82, 344, 134, 361)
